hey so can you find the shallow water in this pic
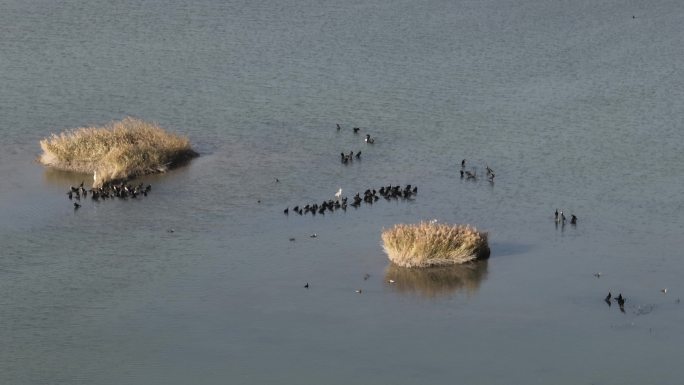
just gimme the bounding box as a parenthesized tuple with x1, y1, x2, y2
(2, 0, 684, 384)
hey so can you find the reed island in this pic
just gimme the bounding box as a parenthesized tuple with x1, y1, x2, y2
(381, 221, 490, 268)
(39, 117, 198, 187)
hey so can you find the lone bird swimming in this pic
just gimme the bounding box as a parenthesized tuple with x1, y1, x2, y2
(615, 293, 626, 311)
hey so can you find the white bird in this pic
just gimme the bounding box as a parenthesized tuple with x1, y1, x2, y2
(335, 188, 342, 200)
(93, 170, 97, 186)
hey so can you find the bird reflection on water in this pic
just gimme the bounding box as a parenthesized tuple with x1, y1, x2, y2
(384, 260, 489, 298)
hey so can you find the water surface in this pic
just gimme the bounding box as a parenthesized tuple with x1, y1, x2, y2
(1, 0, 684, 384)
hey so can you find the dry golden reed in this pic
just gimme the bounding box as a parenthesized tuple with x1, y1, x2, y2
(381, 221, 490, 268)
(39, 117, 198, 186)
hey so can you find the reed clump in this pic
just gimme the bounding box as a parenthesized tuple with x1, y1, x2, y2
(39, 117, 198, 187)
(381, 221, 490, 268)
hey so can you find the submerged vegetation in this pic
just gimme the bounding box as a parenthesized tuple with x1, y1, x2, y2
(39, 117, 198, 186)
(381, 221, 490, 268)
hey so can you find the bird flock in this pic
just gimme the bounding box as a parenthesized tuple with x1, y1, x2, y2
(459, 158, 495, 182)
(340, 150, 361, 164)
(604, 291, 627, 313)
(554, 208, 578, 226)
(292, 124, 677, 307)
(67, 180, 153, 210)
(284, 184, 418, 216)
(336, 123, 376, 143)
(295, 126, 670, 308)
(283, 124, 413, 217)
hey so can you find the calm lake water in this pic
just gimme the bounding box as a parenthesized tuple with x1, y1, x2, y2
(2, 0, 684, 384)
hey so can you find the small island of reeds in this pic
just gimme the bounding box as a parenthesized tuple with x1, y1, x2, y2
(39, 117, 198, 187)
(381, 221, 490, 268)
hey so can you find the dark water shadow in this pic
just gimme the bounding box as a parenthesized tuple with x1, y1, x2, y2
(42, 168, 92, 188)
(41, 156, 198, 189)
(489, 241, 533, 258)
(384, 260, 489, 298)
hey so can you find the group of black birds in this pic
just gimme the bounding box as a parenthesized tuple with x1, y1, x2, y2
(336, 123, 376, 144)
(604, 292, 627, 313)
(459, 159, 495, 182)
(283, 123, 403, 217)
(340, 150, 361, 164)
(337, 123, 376, 164)
(554, 209, 578, 225)
(284, 184, 418, 216)
(458, 160, 581, 227)
(68, 181, 152, 210)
